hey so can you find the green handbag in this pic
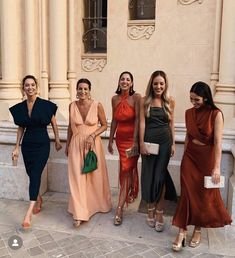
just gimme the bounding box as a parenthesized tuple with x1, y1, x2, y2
(82, 150, 98, 174)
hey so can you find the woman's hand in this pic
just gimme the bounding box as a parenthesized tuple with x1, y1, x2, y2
(171, 144, 175, 157)
(140, 142, 149, 155)
(108, 141, 114, 154)
(12, 147, 19, 161)
(211, 168, 221, 184)
(85, 135, 94, 150)
(55, 141, 62, 151)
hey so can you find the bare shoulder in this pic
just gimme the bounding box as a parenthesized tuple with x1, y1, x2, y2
(133, 92, 141, 100)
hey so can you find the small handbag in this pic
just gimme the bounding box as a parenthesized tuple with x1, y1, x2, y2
(204, 176, 225, 188)
(144, 142, 159, 155)
(82, 150, 98, 174)
(125, 146, 139, 158)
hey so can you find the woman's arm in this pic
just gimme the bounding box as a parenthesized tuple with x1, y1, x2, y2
(85, 102, 108, 150)
(169, 97, 176, 156)
(212, 111, 223, 184)
(12, 126, 25, 160)
(51, 115, 62, 151)
(65, 103, 72, 156)
(139, 97, 148, 155)
(108, 96, 118, 154)
(132, 93, 141, 146)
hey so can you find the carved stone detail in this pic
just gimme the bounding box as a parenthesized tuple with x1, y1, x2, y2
(82, 58, 106, 72)
(178, 0, 203, 5)
(128, 25, 155, 40)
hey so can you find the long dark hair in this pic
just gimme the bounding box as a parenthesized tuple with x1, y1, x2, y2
(76, 78, 91, 90)
(190, 81, 219, 110)
(115, 71, 135, 96)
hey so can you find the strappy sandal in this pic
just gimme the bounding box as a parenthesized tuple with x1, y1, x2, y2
(146, 207, 155, 228)
(155, 209, 164, 232)
(73, 220, 82, 228)
(114, 206, 123, 226)
(189, 229, 201, 247)
(22, 216, 32, 229)
(172, 231, 187, 251)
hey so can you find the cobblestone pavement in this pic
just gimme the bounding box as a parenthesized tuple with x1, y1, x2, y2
(0, 191, 235, 258)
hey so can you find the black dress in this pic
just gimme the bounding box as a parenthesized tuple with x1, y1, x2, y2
(141, 107, 177, 203)
(9, 97, 57, 201)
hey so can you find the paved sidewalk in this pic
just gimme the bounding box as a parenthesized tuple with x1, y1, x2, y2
(0, 190, 234, 258)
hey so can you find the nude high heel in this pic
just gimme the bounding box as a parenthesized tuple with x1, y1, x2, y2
(146, 207, 155, 228)
(114, 206, 123, 226)
(189, 229, 201, 248)
(172, 232, 187, 252)
(155, 209, 164, 232)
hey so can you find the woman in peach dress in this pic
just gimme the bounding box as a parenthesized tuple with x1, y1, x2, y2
(65, 78, 112, 227)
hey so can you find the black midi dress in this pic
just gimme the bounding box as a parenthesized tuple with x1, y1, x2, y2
(141, 107, 177, 203)
(9, 97, 57, 201)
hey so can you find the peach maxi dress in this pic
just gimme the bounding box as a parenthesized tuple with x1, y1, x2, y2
(68, 101, 112, 221)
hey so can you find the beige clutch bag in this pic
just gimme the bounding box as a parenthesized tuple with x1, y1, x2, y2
(144, 142, 159, 155)
(204, 176, 225, 188)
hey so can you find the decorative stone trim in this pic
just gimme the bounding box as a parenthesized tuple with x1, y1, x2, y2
(178, 0, 203, 5)
(81, 54, 107, 72)
(127, 20, 155, 40)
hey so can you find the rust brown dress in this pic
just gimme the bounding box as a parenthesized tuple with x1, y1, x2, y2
(172, 106, 232, 230)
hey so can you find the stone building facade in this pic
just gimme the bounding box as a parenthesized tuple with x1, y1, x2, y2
(0, 0, 235, 222)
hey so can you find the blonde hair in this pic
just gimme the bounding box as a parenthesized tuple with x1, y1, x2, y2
(144, 70, 172, 119)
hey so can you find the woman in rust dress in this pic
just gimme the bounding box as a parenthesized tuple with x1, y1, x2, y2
(108, 71, 141, 225)
(172, 81, 232, 251)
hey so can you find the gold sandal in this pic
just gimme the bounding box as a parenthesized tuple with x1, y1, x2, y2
(114, 206, 123, 226)
(172, 231, 187, 252)
(189, 229, 201, 248)
(155, 209, 164, 232)
(73, 220, 82, 228)
(146, 207, 155, 228)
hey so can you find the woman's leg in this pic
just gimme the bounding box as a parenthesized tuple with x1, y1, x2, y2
(22, 201, 35, 227)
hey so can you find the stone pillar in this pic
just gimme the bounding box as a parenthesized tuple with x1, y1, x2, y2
(39, 0, 49, 99)
(49, 0, 70, 120)
(0, 0, 22, 120)
(24, 0, 38, 76)
(214, 0, 235, 129)
(68, 0, 77, 101)
(210, 0, 222, 87)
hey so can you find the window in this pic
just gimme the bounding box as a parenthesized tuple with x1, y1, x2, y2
(83, 0, 107, 53)
(129, 0, 156, 20)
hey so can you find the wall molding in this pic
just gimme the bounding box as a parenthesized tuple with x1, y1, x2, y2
(178, 0, 203, 5)
(81, 54, 107, 72)
(127, 20, 155, 40)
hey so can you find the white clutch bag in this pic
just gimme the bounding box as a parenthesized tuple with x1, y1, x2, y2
(144, 142, 159, 155)
(204, 176, 225, 189)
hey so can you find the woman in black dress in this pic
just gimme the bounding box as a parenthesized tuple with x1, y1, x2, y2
(139, 70, 177, 232)
(10, 75, 62, 228)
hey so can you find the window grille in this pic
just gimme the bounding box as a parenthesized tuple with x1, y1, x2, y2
(83, 0, 107, 53)
(129, 0, 156, 20)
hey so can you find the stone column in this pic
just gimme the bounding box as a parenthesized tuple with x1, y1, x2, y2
(0, 0, 22, 120)
(49, 0, 70, 120)
(214, 0, 235, 129)
(24, 0, 38, 76)
(39, 0, 49, 99)
(68, 0, 77, 101)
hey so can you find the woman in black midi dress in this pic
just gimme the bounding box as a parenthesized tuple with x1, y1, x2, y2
(9, 75, 62, 228)
(139, 70, 177, 232)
